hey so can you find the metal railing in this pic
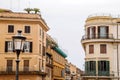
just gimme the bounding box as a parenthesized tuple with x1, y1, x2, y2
(82, 34, 113, 40)
(0, 67, 47, 75)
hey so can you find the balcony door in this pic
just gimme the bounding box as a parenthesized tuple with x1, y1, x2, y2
(98, 26, 109, 38)
(87, 27, 96, 39)
(24, 60, 29, 72)
(7, 60, 13, 72)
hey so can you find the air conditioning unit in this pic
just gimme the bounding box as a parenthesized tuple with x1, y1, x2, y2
(25, 49, 29, 52)
(41, 67, 44, 72)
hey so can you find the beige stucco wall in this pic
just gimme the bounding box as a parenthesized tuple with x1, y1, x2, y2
(82, 15, 120, 79)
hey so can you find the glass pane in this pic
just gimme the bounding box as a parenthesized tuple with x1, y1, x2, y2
(100, 27, 107, 38)
(14, 39, 22, 50)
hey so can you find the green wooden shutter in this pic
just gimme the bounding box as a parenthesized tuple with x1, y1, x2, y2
(88, 61, 90, 72)
(106, 61, 109, 71)
(85, 62, 87, 73)
(94, 61, 96, 72)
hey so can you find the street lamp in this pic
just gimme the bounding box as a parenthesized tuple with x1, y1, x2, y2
(12, 30, 26, 80)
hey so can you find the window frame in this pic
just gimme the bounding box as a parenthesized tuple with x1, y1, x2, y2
(100, 44, 107, 54)
(25, 26, 30, 33)
(8, 25, 14, 33)
(5, 41, 14, 52)
(89, 45, 94, 54)
(23, 41, 32, 53)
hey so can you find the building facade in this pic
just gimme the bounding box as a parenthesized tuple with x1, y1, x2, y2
(51, 40, 67, 80)
(65, 59, 71, 80)
(69, 63, 77, 80)
(0, 10, 49, 80)
(81, 14, 120, 80)
(46, 34, 53, 80)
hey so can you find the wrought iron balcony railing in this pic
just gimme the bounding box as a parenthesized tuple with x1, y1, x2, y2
(82, 34, 113, 40)
(0, 67, 47, 76)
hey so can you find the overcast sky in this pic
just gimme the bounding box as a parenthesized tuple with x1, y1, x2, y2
(1, 0, 120, 70)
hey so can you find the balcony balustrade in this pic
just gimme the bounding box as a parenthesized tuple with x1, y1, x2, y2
(0, 67, 47, 76)
(82, 34, 113, 40)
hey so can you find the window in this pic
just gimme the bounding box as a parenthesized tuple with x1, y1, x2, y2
(89, 61, 95, 71)
(8, 25, 14, 33)
(23, 41, 32, 53)
(85, 61, 96, 75)
(24, 60, 29, 71)
(98, 61, 110, 76)
(42, 46, 45, 56)
(100, 44, 107, 53)
(39, 44, 41, 55)
(5, 41, 13, 52)
(7, 60, 13, 72)
(42, 31, 44, 40)
(87, 27, 96, 39)
(89, 45, 94, 54)
(98, 26, 109, 38)
(40, 29, 41, 36)
(25, 26, 30, 33)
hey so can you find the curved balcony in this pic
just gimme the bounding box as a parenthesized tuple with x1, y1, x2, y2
(81, 34, 114, 43)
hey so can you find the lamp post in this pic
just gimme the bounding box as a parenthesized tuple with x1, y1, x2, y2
(12, 30, 26, 80)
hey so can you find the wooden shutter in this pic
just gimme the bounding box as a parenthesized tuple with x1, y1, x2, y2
(88, 61, 90, 72)
(5, 41, 8, 52)
(24, 60, 29, 71)
(93, 61, 96, 72)
(85, 62, 88, 73)
(106, 61, 109, 71)
(7, 60, 12, 72)
(100, 44, 106, 53)
(30, 42, 32, 52)
(89, 45, 94, 54)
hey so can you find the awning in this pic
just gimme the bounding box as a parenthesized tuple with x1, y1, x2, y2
(52, 47, 67, 58)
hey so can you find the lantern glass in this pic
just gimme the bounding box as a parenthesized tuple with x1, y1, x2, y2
(12, 30, 26, 51)
(13, 39, 25, 50)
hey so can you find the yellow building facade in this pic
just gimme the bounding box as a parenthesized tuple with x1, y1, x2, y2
(0, 11, 49, 80)
(46, 34, 67, 80)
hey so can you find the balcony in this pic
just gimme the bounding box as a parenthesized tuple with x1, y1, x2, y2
(46, 63, 53, 68)
(82, 34, 113, 40)
(85, 71, 96, 76)
(98, 71, 110, 76)
(81, 34, 114, 43)
(0, 67, 47, 76)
